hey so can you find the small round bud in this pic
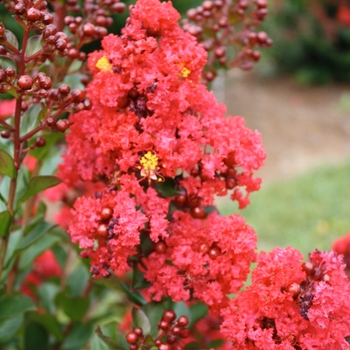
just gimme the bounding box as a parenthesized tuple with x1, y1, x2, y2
(58, 84, 70, 96)
(26, 7, 41, 22)
(251, 51, 261, 61)
(56, 119, 70, 132)
(68, 48, 79, 59)
(226, 167, 236, 177)
(172, 326, 181, 335)
(167, 335, 177, 344)
(18, 75, 33, 90)
(97, 224, 108, 236)
(129, 345, 138, 350)
(225, 177, 236, 190)
(191, 206, 205, 219)
(1, 130, 11, 139)
(177, 315, 189, 327)
(155, 241, 167, 254)
(198, 243, 209, 255)
(174, 193, 187, 207)
(46, 117, 55, 127)
(159, 344, 171, 350)
(256, 0, 267, 8)
(14, 2, 26, 15)
(257, 31, 268, 44)
(302, 262, 314, 276)
(83, 99, 92, 110)
(35, 137, 46, 147)
(286, 282, 301, 297)
(56, 39, 67, 51)
(162, 309, 176, 323)
(21, 101, 29, 111)
(83, 23, 96, 36)
(5, 67, 15, 77)
(155, 339, 161, 346)
(208, 246, 221, 260)
(111, 2, 126, 13)
(125, 331, 138, 344)
(101, 207, 113, 220)
(42, 13, 53, 25)
(39, 76, 52, 90)
(72, 89, 85, 102)
(158, 320, 169, 330)
(134, 327, 143, 337)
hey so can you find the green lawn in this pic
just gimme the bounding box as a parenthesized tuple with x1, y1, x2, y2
(217, 160, 350, 258)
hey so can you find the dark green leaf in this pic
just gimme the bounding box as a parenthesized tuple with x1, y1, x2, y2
(119, 279, 146, 307)
(155, 177, 179, 197)
(3, 229, 22, 271)
(56, 293, 89, 322)
(20, 103, 42, 137)
(95, 327, 125, 350)
(141, 302, 164, 338)
(24, 322, 49, 350)
(132, 265, 151, 289)
(189, 302, 208, 328)
(28, 312, 63, 341)
(0, 149, 16, 179)
(37, 282, 59, 314)
(18, 175, 61, 204)
(6, 86, 18, 98)
(0, 314, 23, 343)
(132, 307, 151, 336)
(19, 233, 60, 271)
(0, 210, 11, 237)
(0, 294, 35, 319)
(208, 339, 225, 348)
(61, 322, 93, 350)
(0, 55, 17, 72)
(5, 29, 19, 49)
(16, 221, 54, 252)
(14, 166, 30, 207)
(67, 265, 90, 297)
(185, 342, 205, 350)
(25, 35, 42, 57)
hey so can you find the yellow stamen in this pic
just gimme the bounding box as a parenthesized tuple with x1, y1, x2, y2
(180, 66, 191, 78)
(96, 56, 112, 72)
(140, 152, 158, 171)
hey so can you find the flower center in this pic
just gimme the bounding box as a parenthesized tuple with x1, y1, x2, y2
(96, 56, 112, 72)
(140, 151, 158, 171)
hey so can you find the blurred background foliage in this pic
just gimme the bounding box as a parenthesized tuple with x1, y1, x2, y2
(263, 0, 350, 84)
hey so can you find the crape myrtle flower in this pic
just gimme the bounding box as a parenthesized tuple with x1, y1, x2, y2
(221, 247, 350, 349)
(144, 211, 257, 312)
(59, 0, 264, 281)
(332, 232, 350, 278)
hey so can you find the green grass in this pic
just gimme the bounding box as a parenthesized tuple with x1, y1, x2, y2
(217, 160, 350, 258)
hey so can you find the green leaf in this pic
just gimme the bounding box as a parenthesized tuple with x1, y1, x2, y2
(28, 312, 63, 341)
(14, 166, 30, 206)
(61, 322, 93, 350)
(0, 314, 23, 343)
(37, 283, 59, 314)
(18, 175, 61, 204)
(67, 265, 90, 297)
(16, 221, 54, 252)
(0, 55, 17, 72)
(20, 103, 42, 137)
(141, 302, 165, 338)
(132, 264, 151, 289)
(0, 210, 11, 237)
(24, 322, 49, 350)
(0, 294, 35, 319)
(95, 326, 125, 350)
(63, 73, 85, 90)
(155, 177, 179, 197)
(119, 279, 146, 307)
(25, 35, 42, 57)
(5, 29, 19, 50)
(0, 149, 16, 179)
(189, 302, 208, 328)
(57, 293, 90, 322)
(132, 307, 151, 336)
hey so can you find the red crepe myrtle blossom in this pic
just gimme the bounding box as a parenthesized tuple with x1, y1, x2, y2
(337, 5, 350, 27)
(21, 250, 62, 298)
(221, 247, 350, 349)
(332, 232, 350, 277)
(0, 99, 16, 118)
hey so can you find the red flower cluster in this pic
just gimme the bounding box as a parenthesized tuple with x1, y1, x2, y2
(332, 232, 350, 278)
(59, 0, 264, 307)
(21, 250, 62, 298)
(221, 247, 350, 349)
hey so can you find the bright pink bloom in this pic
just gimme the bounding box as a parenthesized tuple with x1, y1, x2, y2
(332, 232, 350, 277)
(221, 248, 350, 349)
